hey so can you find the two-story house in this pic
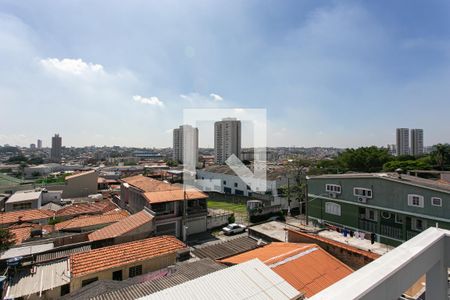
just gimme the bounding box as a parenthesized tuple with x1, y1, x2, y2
(307, 173, 450, 246)
(120, 175, 208, 238)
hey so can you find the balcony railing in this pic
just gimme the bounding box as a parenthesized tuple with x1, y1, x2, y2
(380, 224, 403, 240)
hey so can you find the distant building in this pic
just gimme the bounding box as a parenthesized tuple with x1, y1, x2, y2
(4, 189, 62, 212)
(410, 128, 424, 157)
(173, 124, 199, 165)
(51, 134, 62, 162)
(37, 139, 42, 148)
(387, 144, 396, 156)
(61, 170, 98, 198)
(396, 128, 409, 156)
(214, 118, 241, 164)
(30, 143, 36, 149)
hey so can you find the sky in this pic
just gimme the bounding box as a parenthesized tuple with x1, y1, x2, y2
(1, 0, 449, 148)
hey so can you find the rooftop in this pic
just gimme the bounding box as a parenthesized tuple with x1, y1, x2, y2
(192, 236, 263, 260)
(143, 189, 207, 204)
(138, 258, 303, 300)
(5, 190, 42, 204)
(121, 175, 180, 192)
(55, 211, 128, 231)
(220, 243, 353, 298)
(200, 165, 289, 181)
(87, 210, 153, 241)
(70, 236, 186, 278)
(65, 170, 97, 180)
(309, 172, 450, 193)
(56, 200, 117, 218)
(0, 209, 54, 226)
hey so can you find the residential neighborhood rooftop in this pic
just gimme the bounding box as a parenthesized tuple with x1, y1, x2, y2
(87, 209, 153, 241)
(192, 236, 263, 260)
(220, 242, 353, 298)
(5, 189, 42, 203)
(143, 189, 207, 204)
(70, 235, 186, 278)
(55, 211, 128, 231)
(0, 209, 54, 226)
(201, 164, 290, 181)
(56, 200, 118, 218)
(121, 175, 180, 192)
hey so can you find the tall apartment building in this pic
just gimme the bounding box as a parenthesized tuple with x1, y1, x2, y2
(214, 118, 241, 164)
(410, 128, 424, 157)
(396, 128, 409, 156)
(50, 134, 62, 162)
(37, 139, 42, 149)
(173, 125, 199, 166)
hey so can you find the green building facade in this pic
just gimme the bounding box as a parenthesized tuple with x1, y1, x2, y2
(307, 173, 450, 246)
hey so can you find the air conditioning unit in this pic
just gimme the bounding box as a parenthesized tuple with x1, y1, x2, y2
(357, 197, 367, 203)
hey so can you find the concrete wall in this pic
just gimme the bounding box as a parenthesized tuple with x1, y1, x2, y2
(186, 215, 207, 235)
(63, 172, 98, 198)
(70, 252, 177, 292)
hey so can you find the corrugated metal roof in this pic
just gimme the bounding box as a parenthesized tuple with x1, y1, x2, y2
(6, 259, 71, 298)
(138, 259, 302, 300)
(36, 245, 91, 263)
(91, 258, 225, 300)
(220, 243, 353, 298)
(0, 243, 54, 260)
(192, 236, 263, 260)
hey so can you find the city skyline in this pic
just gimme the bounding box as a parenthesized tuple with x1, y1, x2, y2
(1, 1, 450, 147)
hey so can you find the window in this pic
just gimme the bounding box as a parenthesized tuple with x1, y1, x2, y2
(60, 284, 70, 296)
(431, 197, 442, 207)
(81, 277, 98, 287)
(246, 185, 251, 190)
(234, 182, 238, 188)
(112, 270, 123, 281)
(353, 188, 373, 198)
(365, 208, 378, 222)
(325, 202, 341, 216)
(223, 180, 227, 185)
(325, 184, 341, 194)
(12, 202, 32, 210)
(407, 194, 424, 208)
(395, 213, 403, 224)
(412, 218, 426, 231)
(129, 265, 143, 278)
(235, 189, 244, 195)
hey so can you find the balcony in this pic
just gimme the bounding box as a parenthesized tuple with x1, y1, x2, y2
(310, 227, 450, 300)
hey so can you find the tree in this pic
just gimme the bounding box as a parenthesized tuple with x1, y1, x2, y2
(0, 228, 15, 251)
(337, 146, 392, 173)
(279, 159, 311, 213)
(383, 160, 432, 172)
(431, 143, 450, 170)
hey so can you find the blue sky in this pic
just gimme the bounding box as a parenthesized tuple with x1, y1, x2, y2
(1, 0, 449, 148)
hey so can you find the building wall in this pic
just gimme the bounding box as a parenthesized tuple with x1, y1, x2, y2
(41, 190, 62, 205)
(307, 176, 450, 245)
(70, 252, 177, 292)
(214, 119, 241, 164)
(62, 172, 98, 198)
(186, 215, 207, 235)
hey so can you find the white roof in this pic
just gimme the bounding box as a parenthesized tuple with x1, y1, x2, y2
(0, 243, 54, 260)
(6, 259, 70, 298)
(138, 259, 301, 300)
(6, 190, 42, 204)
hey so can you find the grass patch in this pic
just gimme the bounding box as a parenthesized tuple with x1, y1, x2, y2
(207, 200, 247, 215)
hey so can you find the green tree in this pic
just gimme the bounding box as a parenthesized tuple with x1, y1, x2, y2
(0, 228, 15, 251)
(431, 143, 450, 170)
(383, 159, 432, 172)
(337, 146, 392, 173)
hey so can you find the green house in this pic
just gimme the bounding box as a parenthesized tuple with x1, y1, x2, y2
(307, 173, 450, 246)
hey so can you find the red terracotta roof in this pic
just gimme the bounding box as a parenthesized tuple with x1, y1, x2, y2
(56, 200, 117, 218)
(0, 209, 54, 226)
(87, 210, 154, 241)
(55, 211, 128, 231)
(286, 229, 380, 260)
(143, 189, 207, 204)
(220, 242, 353, 298)
(8, 223, 54, 245)
(70, 235, 186, 277)
(121, 175, 180, 192)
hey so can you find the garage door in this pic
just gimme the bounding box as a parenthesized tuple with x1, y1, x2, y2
(187, 217, 207, 235)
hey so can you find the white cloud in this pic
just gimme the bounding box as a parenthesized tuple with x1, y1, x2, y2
(209, 93, 223, 101)
(40, 58, 104, 75)
(133, 95, 164, 107)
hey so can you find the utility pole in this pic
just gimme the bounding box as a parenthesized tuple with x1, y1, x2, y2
(182, 188, 187, 242)
(287, 177, 291, 217)
(304, 182, 309, 226)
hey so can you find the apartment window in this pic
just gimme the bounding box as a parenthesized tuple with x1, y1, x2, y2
(325, 202, 341, 216)
(431, 197, 442, 207)
(81, 277, 98, 287)
(246, 185, 251, 190)
(129, 265, 143, 278)
(112, 270, 123, 281)
(411, 218, 426, 231)
(395, 213, 403, 224)
(60, 284, 70, 296)
(223, 180, 227, 185)
(365, 208, 378, 222)
(353, 188, 373, 198)
(407, 194, 424, 208)
(234, 182, 238, 188)
(325, 184, 341, 194)
(12, 202, 32, 210)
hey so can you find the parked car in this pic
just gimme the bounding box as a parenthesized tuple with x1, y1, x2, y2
(222, 223, 246, 235)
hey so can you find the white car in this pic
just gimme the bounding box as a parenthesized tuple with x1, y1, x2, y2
(222, 223, 246, 235)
